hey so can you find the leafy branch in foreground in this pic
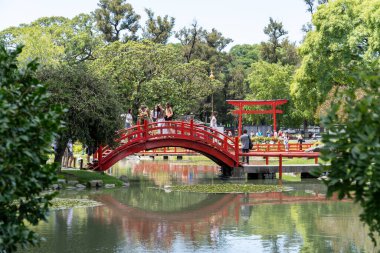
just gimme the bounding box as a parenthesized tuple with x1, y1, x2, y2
(317, 73, 380, 244)
(0, 44, 63, 252)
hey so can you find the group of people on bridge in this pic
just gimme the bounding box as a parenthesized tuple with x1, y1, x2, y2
(121, 103, 173, 128)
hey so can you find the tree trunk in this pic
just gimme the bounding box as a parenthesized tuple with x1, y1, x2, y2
(303, 119, 308, 139)
(54, 136, 68, 173)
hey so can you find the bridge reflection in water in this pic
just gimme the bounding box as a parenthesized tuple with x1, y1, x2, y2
(51, 187, 373, 253)
(24, 160, 378, 253)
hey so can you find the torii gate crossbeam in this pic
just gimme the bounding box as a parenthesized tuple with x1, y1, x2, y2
(227, 99, 288, 136)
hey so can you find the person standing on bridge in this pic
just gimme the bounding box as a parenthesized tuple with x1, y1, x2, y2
(122, 108, 133, 128)
(283, 133, 289, 152)
(240, 129, 250, 164)
(165, 102, 174, 134)
(210, 112, 217, 130)
(156, 104, 165, 134)
(138, 105, 149, 125)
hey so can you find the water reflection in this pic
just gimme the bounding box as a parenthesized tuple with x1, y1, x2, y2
(111, 159, 220, 186)
(18, 159, 379, 253)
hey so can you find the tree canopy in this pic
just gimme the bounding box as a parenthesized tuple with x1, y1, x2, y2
(91, 40, 222, 115)
(94, 0, 140, 42)
(291, 0, 380, 119)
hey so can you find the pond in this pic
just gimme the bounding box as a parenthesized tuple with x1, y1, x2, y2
(18, 157, 378, 253)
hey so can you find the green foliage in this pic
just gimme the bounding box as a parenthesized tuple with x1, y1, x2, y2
(0, 15, 103, 65)
(291, 0, 380, 119)
(246, 61, 301, 127)
(94, 0, 140, 42)
(260, 17, 299, 65)
(229, 44, 261, 69)
(317, 73, 380, 244)
(251, 136, 280, 144)
(92, 40, 222, 115)
(175, 21, 232, 63)
(142, 9, 175, 44)
(0, 45, 62, 252)
(39, 63, 123, 153)
(0, 20, 66, 67)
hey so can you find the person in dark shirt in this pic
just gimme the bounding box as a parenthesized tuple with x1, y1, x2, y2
(240, 129, 250, 164)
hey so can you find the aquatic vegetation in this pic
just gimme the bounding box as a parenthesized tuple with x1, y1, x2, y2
(50, 198, 103, 210)
(170, 184, 282, 193)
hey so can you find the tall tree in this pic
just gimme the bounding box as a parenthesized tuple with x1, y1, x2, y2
(260, 17, 288, 64)
(175, 21, 205, 63)
(63, 14, 103, 63)
(0, 17, 67, 67)
(0, 15, 102, 65)
(291, 0, 380, 119)
(94, 0, 140, 42)
(0, 45, 62, 252)
(142, 9, 175, 44)
(38, 63, 123, 166)
(91, 41, 222, 116)
(302, 0, 330, 33)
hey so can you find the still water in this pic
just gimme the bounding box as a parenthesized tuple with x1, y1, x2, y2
(20, 158, 378, 253)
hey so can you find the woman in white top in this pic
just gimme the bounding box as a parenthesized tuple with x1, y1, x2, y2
(210, 112, 217, 129)
(125, 109, 133, 128)
(121, 109, 133, 128)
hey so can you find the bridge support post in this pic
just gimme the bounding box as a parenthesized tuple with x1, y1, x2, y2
(279, 154, 283, 180)
(235, 137, 239, 165)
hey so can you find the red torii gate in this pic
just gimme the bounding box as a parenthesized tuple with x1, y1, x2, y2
(227, 99, 288, 136)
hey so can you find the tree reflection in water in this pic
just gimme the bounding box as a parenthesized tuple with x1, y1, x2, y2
(21, 159, 380, 253)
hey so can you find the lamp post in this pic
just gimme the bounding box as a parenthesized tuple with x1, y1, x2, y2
(209, 70, 215, 115)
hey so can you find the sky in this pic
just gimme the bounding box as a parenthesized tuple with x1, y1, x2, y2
(0, 0, 311, 48)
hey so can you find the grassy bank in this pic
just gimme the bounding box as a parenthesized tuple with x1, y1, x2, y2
(58, 170, 124, 187)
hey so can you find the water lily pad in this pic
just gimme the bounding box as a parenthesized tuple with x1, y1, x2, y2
(50, 198, 103, 210)
(169, 184, 282, 193)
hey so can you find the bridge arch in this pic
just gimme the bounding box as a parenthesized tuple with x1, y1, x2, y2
(91, 120, 240, 171)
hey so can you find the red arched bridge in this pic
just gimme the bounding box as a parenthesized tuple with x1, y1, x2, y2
(90, 120, 241, 171)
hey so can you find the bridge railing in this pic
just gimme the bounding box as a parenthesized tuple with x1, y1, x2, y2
(253, 142, 314, 152)
(108, 120, 238, 158)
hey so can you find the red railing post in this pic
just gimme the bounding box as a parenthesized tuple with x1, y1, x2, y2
(266, 156, 269, 165)
(144, 120, 148, 139)
(98, 145, 103, 163)
(279, 154, 283, 180)
(137, 124, 141, 138)
(315, 156, 318, 164)
(190, 119, 194, 140)
(235, 136, 240, 165)
(181, 121, 184, 135)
